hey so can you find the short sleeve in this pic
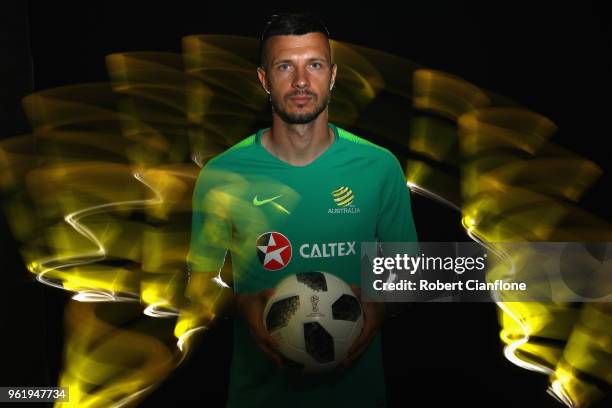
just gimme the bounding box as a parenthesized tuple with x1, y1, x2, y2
(375, 153, 418, 243)
(187, 162, 232, 273)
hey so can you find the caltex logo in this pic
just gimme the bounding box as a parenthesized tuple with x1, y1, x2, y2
(256, 231, 292, 271)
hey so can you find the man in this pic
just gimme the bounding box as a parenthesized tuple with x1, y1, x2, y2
(185, 12, 418, 408)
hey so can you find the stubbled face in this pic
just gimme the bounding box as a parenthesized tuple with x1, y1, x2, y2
(258, 32, 337, 124)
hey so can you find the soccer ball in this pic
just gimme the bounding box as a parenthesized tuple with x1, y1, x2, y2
(263, 271, 364, 373)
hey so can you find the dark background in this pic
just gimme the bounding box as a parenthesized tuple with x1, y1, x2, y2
(2, 1, 610, 407)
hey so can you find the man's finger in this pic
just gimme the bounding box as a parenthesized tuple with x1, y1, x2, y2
(342, 341, 368, 368)
(257, 340, 283, 368)
(253, 327, 279, 351)
(347, 330, 368, 357)
(346, 315, 368, 356)
(347, 317, 372, 349)
(252, 317, 280, 346)
(261, 288, 275, 301)
(261, 331, 280, 350)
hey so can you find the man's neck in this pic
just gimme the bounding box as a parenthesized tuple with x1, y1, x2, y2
(262, 115, 334, 167)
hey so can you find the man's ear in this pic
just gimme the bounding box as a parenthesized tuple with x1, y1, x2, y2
(331, 63, 338, 89)
(257, 67, 270, 94)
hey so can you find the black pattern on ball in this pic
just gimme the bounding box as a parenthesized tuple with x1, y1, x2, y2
(296, 271, 327, 292)
(266, 296, 300, 332)
(332, 294, 362, 321)
(304, 322, 334, 363)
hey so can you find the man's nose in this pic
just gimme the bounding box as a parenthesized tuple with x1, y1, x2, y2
(292, 66, 309, 89)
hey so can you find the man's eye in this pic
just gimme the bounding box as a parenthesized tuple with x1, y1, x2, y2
(310, 62, 322, 69)
(278, 64, 290, 71)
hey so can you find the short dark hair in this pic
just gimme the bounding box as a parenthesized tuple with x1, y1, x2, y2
(259, 12, 331, 68)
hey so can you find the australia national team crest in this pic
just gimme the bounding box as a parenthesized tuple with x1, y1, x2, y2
(256, 231, 292, 271)
(328, 186, 361, 214)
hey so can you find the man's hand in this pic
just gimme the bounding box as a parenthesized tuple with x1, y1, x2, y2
(234, 288, 284, 368)
(340, 284, 386, 369)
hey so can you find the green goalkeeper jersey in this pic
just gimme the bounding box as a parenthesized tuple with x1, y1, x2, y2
(188, 123, 418, 408)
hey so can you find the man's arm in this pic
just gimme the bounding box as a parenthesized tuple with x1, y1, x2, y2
(176, 163, 235, 337)
(341, 152, 418, 368)
(374, 153, 419, 320)
(178, 164, 283, 365)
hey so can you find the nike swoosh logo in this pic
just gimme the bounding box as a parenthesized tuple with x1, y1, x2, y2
(253, 194, 284, 206)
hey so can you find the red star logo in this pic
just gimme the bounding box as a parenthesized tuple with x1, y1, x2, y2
(256, 232, 292, 271)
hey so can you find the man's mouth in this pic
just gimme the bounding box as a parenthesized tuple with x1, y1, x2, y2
(290, 95, 313, 102)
